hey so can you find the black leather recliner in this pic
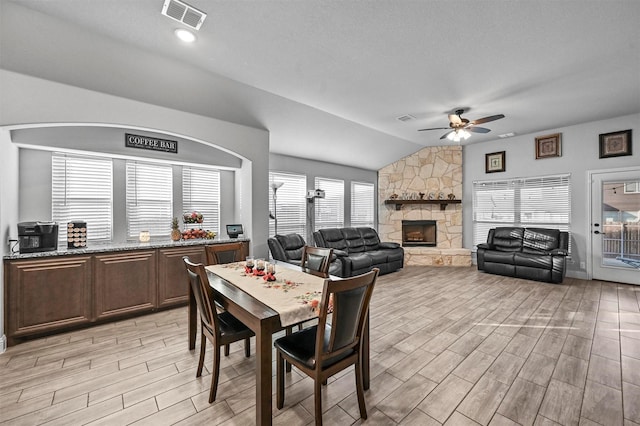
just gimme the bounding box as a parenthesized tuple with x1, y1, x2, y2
(312, 227, 404, 277)
(267, 233, 343, 277)
(476, 227, 569, 284)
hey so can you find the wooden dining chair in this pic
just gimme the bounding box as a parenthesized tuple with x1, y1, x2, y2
(205, 242, 245, 265)
(300, 245, 333, 277)
(274, 268, 379, 425)
(183, 256, 254, 403)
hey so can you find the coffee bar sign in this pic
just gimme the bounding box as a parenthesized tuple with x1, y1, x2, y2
(125, 133, 178, 154)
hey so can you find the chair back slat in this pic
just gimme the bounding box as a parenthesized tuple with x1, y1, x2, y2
(205, 242, 245, 265)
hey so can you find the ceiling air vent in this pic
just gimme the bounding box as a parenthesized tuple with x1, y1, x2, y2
(396, 114, 416, 122)
(162, 0, 207, 30)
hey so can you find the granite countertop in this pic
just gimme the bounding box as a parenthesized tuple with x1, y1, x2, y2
(3, 238, 250, 260)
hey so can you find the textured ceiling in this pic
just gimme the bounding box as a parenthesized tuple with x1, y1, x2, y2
(1, 0, 639, 170)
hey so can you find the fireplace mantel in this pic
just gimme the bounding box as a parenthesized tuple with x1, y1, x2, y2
(385, 199, 461, 211)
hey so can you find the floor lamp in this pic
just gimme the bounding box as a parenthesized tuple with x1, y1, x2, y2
(271, 182, 284, 236)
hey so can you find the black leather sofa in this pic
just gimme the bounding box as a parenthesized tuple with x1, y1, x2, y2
(267, 233, 343, 276)
(476, 227, 569, 284)
(312, 227, 404, 277)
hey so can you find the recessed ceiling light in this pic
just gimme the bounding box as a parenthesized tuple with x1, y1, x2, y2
(174, 28, 196, 43)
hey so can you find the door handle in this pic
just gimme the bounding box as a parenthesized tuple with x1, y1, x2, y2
(594, 230, 606, 235)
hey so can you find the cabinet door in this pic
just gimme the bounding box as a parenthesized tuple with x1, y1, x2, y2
(6, 256, 92, 339)
(94, 250, 156, 320)
(157, 246, 205, 308)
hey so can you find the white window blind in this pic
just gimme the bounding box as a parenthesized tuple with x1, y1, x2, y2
(269, 172, 307, 237)
(126, 161, 173, 238)
(351, 181, 375, 228)
(183, 167, 220, 233)
(315, 177, 344, 230)
(52, 153, 113, 245)
(473, 174, 571, 251)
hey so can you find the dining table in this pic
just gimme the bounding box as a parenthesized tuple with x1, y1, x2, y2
(187, 260, 370, 425)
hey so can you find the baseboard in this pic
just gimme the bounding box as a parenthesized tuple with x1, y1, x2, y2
(566, 270, 589, 280)
(0, 334, 6, 354)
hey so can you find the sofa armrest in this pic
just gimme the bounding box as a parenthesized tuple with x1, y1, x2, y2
(379, 242, 401, 249)
(477, 243, 493, 250)
(332, 249, 348, 257)
(550, 248, 568, 256)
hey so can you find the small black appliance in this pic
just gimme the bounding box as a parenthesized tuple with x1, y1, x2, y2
(226, 224, 243, 239)
(18, 221, 59, 253)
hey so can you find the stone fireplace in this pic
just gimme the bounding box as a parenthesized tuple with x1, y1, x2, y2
(402, 220, 436, 247)
(378, 146, 471, 266)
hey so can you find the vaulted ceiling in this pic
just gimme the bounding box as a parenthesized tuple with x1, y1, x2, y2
(1, 0, 639, 170)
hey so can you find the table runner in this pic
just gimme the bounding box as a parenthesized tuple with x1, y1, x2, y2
(205, 262, 327, 327)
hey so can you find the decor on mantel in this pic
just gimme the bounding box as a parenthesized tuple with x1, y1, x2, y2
(485, 151, 506, 173)
(535, 133, 562, 159)
(384, 198, 461, 211)
(599, 129, 632, 158)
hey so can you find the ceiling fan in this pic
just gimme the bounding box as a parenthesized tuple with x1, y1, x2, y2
(418, 109, 505, 141)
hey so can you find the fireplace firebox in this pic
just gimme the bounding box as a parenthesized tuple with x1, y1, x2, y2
(402, 220, 437, 247)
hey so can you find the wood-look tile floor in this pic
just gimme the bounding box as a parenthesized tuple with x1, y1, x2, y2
(1, 266, 640, 425)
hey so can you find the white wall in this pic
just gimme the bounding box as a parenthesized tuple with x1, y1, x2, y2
(0, 128, 20, 351)
(463, 113, 639, 278)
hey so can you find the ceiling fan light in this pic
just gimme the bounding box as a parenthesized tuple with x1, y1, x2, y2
(447, 132, 456, 141)
(460, 129, 471, 140)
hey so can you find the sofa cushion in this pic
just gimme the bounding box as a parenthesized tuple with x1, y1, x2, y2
(483, 250, 516, 265)
(365, 250, 388, 265)
(358, 227, 381, 251)
(339, 228, 364, 253)
(514, 252, 553, 269)
(522, 228, 560, 254)
(275, 234, 306, 261)
(317, 228, 348, 251)
(348, 253, 373, 271)
(492, 227, 524, 252)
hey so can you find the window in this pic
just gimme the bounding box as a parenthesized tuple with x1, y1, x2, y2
(183, 167, 220, 233)
(52, 153, 113, 245)
(269, 172, 307, 237)
(126, 161, 173, 238)
(315, 177, 344, 230)
(351, 182, 375, 228)
(473, 174, 571, 251)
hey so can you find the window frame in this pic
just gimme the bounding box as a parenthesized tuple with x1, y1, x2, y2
(350, 181, 375, 228)
(52, 153, 114, 245)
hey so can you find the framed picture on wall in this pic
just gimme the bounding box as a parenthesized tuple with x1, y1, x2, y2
(535, 133, 562, 159)
(485, 151, 505, 173)
(599, 129, 632, 158)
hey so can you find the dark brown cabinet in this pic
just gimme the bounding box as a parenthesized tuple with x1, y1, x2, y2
(157, 246, 206, 308)
(6, 256, 92, 341)
(4, 241, 249, 346)
(94, 250, 157, 320)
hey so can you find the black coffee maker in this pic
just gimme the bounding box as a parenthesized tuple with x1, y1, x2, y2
(18, 221, 59, 253)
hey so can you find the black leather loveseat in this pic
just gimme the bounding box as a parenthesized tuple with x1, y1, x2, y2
(477, 227, 569, 284)
(312, 227, 404, 277)
(268, 233, 343, 276)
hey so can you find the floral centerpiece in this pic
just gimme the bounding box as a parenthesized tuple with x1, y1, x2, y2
(183, 211, 204, 224)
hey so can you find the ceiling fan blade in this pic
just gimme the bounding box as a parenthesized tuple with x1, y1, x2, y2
(440, 131, 454, 140)
(469, 114, 505, 125)
(467, 126, 491, 133)
(418, 127, 450, 132)
(448, 114, 463, 125)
